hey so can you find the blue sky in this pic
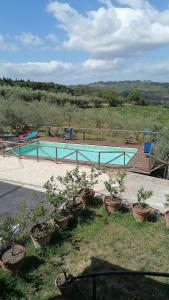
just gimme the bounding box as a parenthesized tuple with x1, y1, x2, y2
(0, 0, 169, 84)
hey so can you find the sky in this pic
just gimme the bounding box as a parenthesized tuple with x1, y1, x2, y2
(0, 0, 169, 84)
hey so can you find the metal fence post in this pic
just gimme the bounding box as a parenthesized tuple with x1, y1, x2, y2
(55, 147, 58, 163)
(97, 129, 99, 142)
(37, 145, 39, 162)
(124, 152, 126, 166)
(149, 154, 152, 171)
(19, 144, 21, 159)
(92, 276, 96, 300)
(76, 150, 78, 164)
(83, 129, 85, 140)
(98, 152, 101, 168)
(2, 143, 5, 156)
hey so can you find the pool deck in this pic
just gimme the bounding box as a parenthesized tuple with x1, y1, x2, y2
(0, 156, 168, 215)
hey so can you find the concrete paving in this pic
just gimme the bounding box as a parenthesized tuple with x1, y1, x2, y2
(0, 156, 168, 215)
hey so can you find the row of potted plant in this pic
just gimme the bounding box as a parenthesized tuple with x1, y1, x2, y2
(0, 166, 101, 272)
(0, 166, 169, 275)
(103, 171, 169, 226)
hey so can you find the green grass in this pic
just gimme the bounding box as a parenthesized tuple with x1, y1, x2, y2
(1, 206, 169, 300)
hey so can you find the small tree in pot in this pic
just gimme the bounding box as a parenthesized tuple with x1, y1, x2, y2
(44, 175, 85, 220)
(0, 215, 25, 272)
(44, 176, 70, 229)
(164, 194, 169, 228)
(57, 166, 101, 206)
(0, 216, 16, 252)
(78, 166, 102, 206)
(132, 187, 153, 222)
(65, 193, 85, 218)
(30, 200, 54, 248)
(104, 170, 126, 213)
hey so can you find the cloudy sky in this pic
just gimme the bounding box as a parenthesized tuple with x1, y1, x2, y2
(0, 0, 169, 84)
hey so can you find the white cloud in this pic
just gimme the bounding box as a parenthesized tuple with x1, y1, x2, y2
(116, 0, 147, 9)
(125, 61, 169, 80)
(46, 33, 59, 43)
(0, 34, 19, 52)
(0, 60, 75, 83)
(47, 1, 169, 60)
(16, 32, 43, 46)
(82, 58, 122, 71)
(1, 58, 169, 84)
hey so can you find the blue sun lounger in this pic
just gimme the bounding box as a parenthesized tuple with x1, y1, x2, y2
(23, 131, 38, 141)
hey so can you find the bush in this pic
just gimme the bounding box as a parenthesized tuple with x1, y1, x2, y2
(153, 126, 169, 160)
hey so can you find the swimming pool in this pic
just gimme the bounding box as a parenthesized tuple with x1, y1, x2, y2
(14, 141, 137, 166)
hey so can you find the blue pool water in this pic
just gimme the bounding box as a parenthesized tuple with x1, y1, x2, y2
(14, 141, 137, 166)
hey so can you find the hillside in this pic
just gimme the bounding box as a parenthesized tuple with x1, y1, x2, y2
(73, 80, 169, 104)
(1, 78, 169, 104)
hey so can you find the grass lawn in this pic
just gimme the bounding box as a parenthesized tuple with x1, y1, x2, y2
(1, 205, 169, 300)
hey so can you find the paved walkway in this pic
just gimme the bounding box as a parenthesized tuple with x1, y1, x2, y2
(0, 181, 43, 216)
(0, 156, 168, 215)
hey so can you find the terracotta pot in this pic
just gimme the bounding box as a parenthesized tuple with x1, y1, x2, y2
(55, 273, 73, 297)
(54, 216, 70, 229)
(132, 203, 151, 222)
(69, 196, 85, 217)
(78, 188, 95, 206)
(0, 244, 25, 272)
(165, 211, 169, 228)
(0, 239, 11, 255)
(30, 223, 52, 248)
(104, 196, 121, 213)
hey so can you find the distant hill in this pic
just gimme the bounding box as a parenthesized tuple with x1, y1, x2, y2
(0, 78, 169, 104)
(71, 80, 169, 104)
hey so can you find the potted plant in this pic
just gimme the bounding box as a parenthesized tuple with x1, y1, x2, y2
(65, 194, 85, 218)
(55, 269, 73, 297)
(58, 166, 101, 206)
(30, 201, 54, 248)
(78, 166, 102, 206)
(104, 170, 126, 213)
(0, 244, 26, 272)
(0, 216, 16, 253)
(51, 209, 70, 229)
(0, 215, 25, 272)
(44, 177, 70, 229)
(164, 194, 169, 227)
(132, 187, 153, 222)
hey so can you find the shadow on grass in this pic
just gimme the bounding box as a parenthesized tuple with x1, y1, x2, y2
(22, 255, 45, 273)
(79, 208, 96, 224)
(89, 196, 103, 209)
(51, 228, 72, 245)
(70, 257, 169, 300)
(17, 256, 45, 289)
(148, 210, 161, 223)
(0, 277, 24, 300)
(66, 208, 97, 231)
(119, 203, 130, 214)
